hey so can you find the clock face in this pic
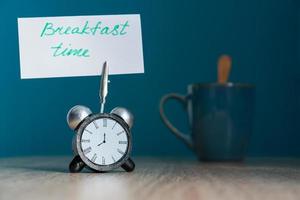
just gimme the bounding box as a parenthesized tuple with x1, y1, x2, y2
(80, 117, 129, 166)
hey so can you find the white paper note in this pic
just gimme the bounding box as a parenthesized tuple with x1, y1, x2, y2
(17, 14, 144, 79)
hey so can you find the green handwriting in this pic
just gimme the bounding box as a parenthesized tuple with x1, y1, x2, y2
(51, 42, 90, 57)
(41, 20, 129, 37)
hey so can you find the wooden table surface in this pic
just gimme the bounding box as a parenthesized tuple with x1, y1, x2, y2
(0, 157, 299, 200)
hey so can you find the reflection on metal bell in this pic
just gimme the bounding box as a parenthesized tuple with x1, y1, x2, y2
(110, 107, 134, 129)
(67, 105, 92, 130)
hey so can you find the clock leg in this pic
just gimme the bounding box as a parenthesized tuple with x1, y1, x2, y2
(69, 155, 85, 173)
(121, 157, 135, 172)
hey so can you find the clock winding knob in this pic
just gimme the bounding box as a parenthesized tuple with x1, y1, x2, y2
(67, 105, 92, 130)
(110, 107, 134, 129)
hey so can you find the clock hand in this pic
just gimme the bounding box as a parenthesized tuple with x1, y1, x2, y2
(97, 133, 106, 146)
(97, 141, 104, 146)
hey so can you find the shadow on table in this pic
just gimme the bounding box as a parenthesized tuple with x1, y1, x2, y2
(2, 164, 125, 173)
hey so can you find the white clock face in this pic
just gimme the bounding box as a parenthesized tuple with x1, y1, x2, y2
(80, 117, 128, 166)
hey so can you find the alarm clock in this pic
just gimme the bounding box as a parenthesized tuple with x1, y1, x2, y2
(67, 106, 135, 173)
(66, 61, 135, 173)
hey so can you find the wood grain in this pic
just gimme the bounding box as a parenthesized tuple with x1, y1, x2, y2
(0, 157, 300, 200)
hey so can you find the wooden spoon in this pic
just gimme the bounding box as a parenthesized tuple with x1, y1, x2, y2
(217, 55, 232, 84)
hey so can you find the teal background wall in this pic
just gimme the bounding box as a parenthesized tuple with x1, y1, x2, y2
(297, 2, 300, 151)
(0, 0, 299, 157)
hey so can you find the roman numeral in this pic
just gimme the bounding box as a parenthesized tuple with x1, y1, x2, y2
(83, 147, 92, 154)
(85, 129, 93, 134)
(112, 122, 117, 130)
(111, 155, 116, 163)
(103, 118, 107, 127)
(117, 130, 124, 136)
(102, 156, 105, 165)
(93, 121, 99, 129)
(119, 141, 127, 144)
(81, 139, 90, 143)
(117, 148, 124, 155)
(91, 153, 97, 162)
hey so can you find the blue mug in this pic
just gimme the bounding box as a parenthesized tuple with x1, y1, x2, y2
(160, 83, 255, 161)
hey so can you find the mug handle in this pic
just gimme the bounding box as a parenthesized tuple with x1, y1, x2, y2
(159, 93, 194, 149)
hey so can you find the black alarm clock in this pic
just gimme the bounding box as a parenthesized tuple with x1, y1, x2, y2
(67, 106, 135, 173)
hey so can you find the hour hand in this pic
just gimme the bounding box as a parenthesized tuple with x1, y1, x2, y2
(97, 142, 104, 146)
(97, 133, 106, 146)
